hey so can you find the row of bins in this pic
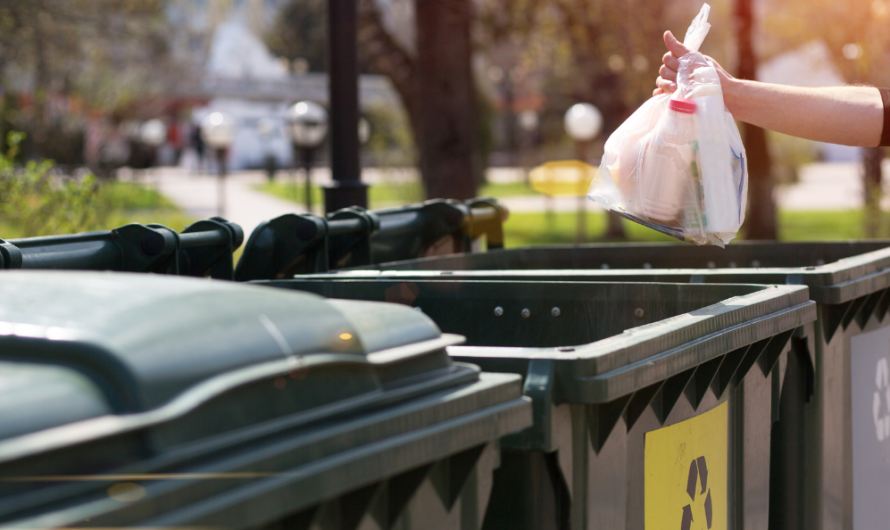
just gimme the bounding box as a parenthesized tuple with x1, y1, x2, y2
(299, 240, 890, 530)
(4, 201, 889, 529)
(0, 198, 507, 280)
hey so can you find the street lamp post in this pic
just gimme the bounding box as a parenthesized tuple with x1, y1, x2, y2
(286, 101, 329, 214)
(563, 103, 603, 243)
(257, 117, 279, 183)
(200, 111, 236, 218)
(140, 119, 166, 180)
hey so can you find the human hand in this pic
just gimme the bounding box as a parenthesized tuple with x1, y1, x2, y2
(653, 30, 734, 96)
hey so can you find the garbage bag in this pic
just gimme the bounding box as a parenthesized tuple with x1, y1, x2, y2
(587, 3, 747, 246)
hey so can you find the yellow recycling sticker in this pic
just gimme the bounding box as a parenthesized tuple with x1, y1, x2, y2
(644, 401, 728, 530)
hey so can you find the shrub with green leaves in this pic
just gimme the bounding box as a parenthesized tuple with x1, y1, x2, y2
(0, 132, 106, 238)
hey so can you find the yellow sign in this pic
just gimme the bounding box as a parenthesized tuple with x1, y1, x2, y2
(644, 401, 728, 530)
(528, 160, 597, 197)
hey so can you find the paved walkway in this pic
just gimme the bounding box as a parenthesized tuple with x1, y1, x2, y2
(141, 162, 883, 237)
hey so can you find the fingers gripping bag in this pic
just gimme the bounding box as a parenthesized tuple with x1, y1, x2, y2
(587, 3, 747, 246)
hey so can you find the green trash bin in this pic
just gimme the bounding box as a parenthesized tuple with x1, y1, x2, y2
(258, 277, 816, 530)
(323, 240, 890, 530)
(0, 217, 243, 279)
(0, 271, 531, 529)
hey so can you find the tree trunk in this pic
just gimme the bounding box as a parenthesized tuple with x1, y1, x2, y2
(415, 0, 479, 200)
(864, 146, 884, 237)
(735, 0, 777, 240)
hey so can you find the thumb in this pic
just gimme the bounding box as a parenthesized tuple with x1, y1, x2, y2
(664, 30, 690, 58)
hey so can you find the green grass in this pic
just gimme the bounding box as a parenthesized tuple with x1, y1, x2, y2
(777, 209, 871, 240)
(504, 209, 879, 248)
(98, 182, 195, 231)
(255, 180, 542, 209)
(479, 181, 540, 197)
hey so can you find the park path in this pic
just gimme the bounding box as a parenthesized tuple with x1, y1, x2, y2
(144, 162, 885, 237)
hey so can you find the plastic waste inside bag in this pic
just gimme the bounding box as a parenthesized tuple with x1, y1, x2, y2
(587, 3, 747, 246)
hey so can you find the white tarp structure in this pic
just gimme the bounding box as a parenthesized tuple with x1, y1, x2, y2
(198, 20, 293, 170)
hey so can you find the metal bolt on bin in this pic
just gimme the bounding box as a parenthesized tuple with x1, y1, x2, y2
(255, 278, 816, 530)
(0, 217, 243, 279)
(234, 198, 508, 281)
(326, 240, 890, 530)
(0, 272, 530, 528)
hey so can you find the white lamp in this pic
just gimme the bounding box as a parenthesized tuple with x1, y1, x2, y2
(200, 111, 236, 150)
(140, 119, 167, 147)
(563, 103, 603, 142)
(286, 101, 328, 149)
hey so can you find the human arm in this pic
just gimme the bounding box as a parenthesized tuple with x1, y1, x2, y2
(654, 31, 885, 147)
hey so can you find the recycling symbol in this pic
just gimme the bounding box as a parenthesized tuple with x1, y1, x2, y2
(681, 456, 712, 530)
(874, 358, 890, 441)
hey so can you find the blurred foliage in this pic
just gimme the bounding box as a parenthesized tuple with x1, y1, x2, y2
(0, 131, 102, 237)
(0, 0, 174, 163)
(767, 131, 821, 185)
(475, 0, 700, 138)
(0, 132, 191, 239)
(264, 0, 327, 73)
(363, 104, 416, 168)
(761, 0, 890, 85)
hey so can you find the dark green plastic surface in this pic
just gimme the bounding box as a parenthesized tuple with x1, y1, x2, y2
(0, 272, 531, 529)
(325, 240, 890, 530)
(258, 278, 816, 530)
(234, 198, 507, 281)
(326, 240, 890, 530)
(0, 217, 243, 279)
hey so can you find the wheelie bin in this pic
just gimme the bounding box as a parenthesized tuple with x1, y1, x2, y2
(234, 198, 507, 280)
(321, 240, 890, 530)
(0, 217, 243, 279)
(257, 277, 816, 530)
(0, 271, 531, 529)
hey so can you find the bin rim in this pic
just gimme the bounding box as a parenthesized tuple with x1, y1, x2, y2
(312, 249, 890, 304)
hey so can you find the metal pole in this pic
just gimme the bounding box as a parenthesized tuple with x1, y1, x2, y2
(217, 147, 227, 218)
(325, 0, 368, 213)
(303, 147, 314, 213)
(575, 141, 586, 244)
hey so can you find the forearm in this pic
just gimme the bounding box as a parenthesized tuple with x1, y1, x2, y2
(722, 79, 884, 147)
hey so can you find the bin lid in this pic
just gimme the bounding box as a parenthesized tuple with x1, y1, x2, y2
(0, 272, 531, 528)
(0, 271, 450, 433)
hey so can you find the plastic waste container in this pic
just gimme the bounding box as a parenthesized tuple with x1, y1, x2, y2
(324, 241, 890, 530)
(0, 271, 531, 529)
(257, 277, 816, 530)
(234, 198, 507, 281)
(0, 217, 243, 279)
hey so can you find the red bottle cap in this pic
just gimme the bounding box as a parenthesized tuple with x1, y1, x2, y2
(668, 98, 697, 114)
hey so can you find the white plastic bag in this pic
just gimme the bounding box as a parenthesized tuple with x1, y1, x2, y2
(587, 3, 747, 246)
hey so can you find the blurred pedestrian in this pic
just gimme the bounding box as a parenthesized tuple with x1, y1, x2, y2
(191, 122, 206, 174)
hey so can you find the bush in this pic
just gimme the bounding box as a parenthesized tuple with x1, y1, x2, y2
(0, 132, 106, 237)
(0, 132, 193, 239)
